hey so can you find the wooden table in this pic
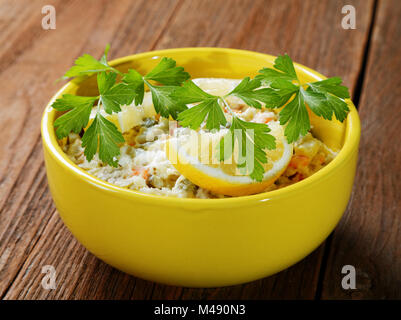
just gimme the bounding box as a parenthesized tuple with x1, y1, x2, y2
(0, 0, 400, 300)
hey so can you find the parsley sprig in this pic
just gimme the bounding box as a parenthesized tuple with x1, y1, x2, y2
(256, 54, 350, 142)
(174, 55, 350, 180)
(173, 80, 227, 130)
(173, 81, 277, 181)
(61, 44, 119, 79)
(218, 108, 276, 181)
(53, 46, 189, 166)
(52, 46, 350, 181)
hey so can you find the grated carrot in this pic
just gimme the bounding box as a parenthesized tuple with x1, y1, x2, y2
(289, 155, 310, 169)
(132, 167, 150, 180)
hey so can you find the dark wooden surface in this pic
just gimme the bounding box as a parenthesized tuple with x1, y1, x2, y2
(0, 0, 399, 299)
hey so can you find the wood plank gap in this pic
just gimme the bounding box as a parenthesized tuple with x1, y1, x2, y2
(313, 0, 378, 299)
(320, 0, 401, 299)
(314, 236, 333, 299)
(352, 0, 379, 108)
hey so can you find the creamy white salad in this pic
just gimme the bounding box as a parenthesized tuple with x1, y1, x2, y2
(62, 78, 336, 198)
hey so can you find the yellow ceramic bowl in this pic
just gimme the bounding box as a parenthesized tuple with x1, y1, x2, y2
(41, 48, 360, 287)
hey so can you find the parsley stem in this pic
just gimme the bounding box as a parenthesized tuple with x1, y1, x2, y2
(219, 97, 235, 117)
(110, 67, 124, 77)
(143, 78, 152, 90)
(97, 96, 101, 113)
(220, 96, 265, 146)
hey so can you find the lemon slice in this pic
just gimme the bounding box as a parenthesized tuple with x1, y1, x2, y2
(167, 121, 293, 196)
(192, 78, 241, 96)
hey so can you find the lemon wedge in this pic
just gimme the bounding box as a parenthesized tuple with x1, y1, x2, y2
(167, 121, 293, 196)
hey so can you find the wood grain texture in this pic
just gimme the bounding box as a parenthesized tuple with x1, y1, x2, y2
(0, 0, 385, 300)
(321, 0, 401, 299)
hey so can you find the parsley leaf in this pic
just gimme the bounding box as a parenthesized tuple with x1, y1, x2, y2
(97, 69, 116, 93)
(171, 79, 214, 103)
(178, 99, 226, 130)
(256, 54, 350, 142)
(269, 79, 299, 107)
(219, 116, 276, 182)
(273, 54, 298, 79)
(227, 77, 281, 109)
(98, 71, 136, 114)
(63, 44, 117, 79)
(146, 81, 187, 119)
(256, 67, 296, 85)
(308, 77, 350, 99)
(81, 113, 125, 167)
(123, 69, 145, 105)
(300, 87, 331, 120)
(174, 80, 227, 129)
(144, 57, 190, 85)
(52, 95, 97, 139)
(123, 58, 190, 118)
(307, 77, 350, 122)
(324, 92, 350, 122)
(278, 91, 310, 143)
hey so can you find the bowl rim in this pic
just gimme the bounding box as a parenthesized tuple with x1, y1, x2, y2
(41, 47, 361, 207)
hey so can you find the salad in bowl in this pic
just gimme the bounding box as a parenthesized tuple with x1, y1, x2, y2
(42, 47, 360, 287)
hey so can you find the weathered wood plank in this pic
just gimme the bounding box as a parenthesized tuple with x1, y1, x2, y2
(2, 0, 375, 299)
(321, 0, 401, 299)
